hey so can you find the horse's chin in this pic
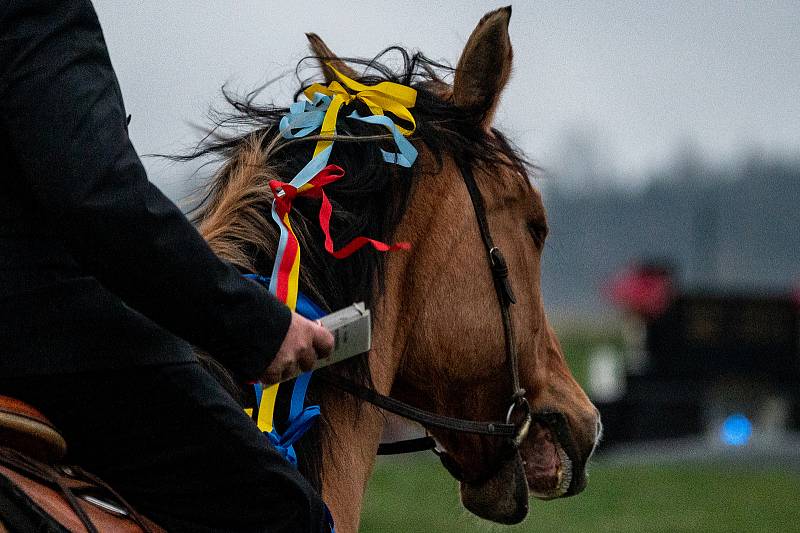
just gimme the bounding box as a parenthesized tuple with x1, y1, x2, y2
(459, 450, 529, 524)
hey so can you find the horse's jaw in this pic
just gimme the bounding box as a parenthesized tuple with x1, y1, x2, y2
(459, 450, 529, 524)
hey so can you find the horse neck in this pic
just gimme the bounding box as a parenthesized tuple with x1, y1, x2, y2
(317, 156, 459, 531)
(317, 282, 412, 532)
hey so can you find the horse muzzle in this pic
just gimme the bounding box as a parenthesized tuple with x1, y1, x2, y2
(439, 408, 598, 524)
(522, 410, 601, 499)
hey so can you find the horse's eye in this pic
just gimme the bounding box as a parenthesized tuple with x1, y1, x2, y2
(527, 221, 548, 249)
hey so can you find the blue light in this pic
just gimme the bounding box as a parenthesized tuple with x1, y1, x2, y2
(720, 413, 752, 446)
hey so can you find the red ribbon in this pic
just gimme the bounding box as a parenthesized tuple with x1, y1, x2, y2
(269, 164, 410, 260)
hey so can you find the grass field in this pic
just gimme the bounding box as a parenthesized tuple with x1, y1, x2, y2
(360, 456, 800, 533)
(556, 328, 627, 388)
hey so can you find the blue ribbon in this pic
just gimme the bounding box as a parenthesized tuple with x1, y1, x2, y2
(279, 94, 331, 139)
(325, 505, 336, 533)
(347, 110, 418, 167)
(267, 144, 334, 297)
(267, 368, 321, 466)
(242, 274, 326, 469)
(265, 403, 321, 467)
(243, 274, 326, 319)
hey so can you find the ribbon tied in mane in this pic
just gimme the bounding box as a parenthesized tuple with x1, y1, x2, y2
(268, 164, 409, 306)
(254, 66, 419, 497)
(279, 64, 418, 168)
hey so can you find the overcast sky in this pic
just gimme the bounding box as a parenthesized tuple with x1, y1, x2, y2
(93, 1, 800, 195)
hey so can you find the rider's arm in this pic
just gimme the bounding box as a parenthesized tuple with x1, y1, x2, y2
(0, 0, 290, 380)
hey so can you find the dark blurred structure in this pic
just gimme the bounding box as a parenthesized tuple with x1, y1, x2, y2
(540, 155, 800, 318)
(597, 262, 800, 447)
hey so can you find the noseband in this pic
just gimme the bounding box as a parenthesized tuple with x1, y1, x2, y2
(319, 160, 532, 456)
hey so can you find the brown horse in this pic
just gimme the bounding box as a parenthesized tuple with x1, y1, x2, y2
(194, 7, 600, 532)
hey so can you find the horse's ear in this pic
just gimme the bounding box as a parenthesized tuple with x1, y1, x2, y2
(453, 6, 513, 126)
(305, 33, 359, 83)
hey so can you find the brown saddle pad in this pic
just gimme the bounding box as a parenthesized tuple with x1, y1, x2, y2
(0, 395, 67, 464)
(0, 393, 165, 533)
(0, 446, 165, 533)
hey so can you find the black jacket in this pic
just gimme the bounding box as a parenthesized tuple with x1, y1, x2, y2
(0, 0, 290, 378)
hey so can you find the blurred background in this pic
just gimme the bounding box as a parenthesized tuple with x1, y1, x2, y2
(95, 1, 800, 531)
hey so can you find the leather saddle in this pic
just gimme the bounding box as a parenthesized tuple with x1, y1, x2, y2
(0, 395, 163, 532)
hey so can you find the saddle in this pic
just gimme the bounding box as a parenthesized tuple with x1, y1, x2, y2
(0, 396, 163, 533)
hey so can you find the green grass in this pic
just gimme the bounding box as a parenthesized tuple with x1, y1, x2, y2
(360, 456, 800, 533)
(557, 329, 627, 388)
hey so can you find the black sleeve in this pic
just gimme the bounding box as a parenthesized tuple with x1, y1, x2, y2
(0, 0, 290, 380)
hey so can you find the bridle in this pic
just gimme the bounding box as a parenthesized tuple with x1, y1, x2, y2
(317, 159, 533, 463)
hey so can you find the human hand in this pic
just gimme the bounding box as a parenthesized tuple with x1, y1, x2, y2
(261, 312, 334, 384)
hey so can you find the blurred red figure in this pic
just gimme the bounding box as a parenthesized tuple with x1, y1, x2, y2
(604, 262, 675, 320)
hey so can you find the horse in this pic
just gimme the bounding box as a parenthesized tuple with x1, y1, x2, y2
(190, 6, 601, 531)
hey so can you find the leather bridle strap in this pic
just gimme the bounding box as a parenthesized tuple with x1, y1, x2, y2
(318, 373, 516, 437)
(374, 436, 437, 455)
(456, 160, 523, 402)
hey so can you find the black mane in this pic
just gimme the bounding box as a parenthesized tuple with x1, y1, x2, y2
(182, 46, 530, 490)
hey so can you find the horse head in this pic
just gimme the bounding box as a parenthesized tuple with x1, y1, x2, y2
(196, 6, 599, 530)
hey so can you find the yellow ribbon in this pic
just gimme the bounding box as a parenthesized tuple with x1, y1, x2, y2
(253, 66, 418, 434)
(257, 384, 280, 432)
(303, 64, 417, 159)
